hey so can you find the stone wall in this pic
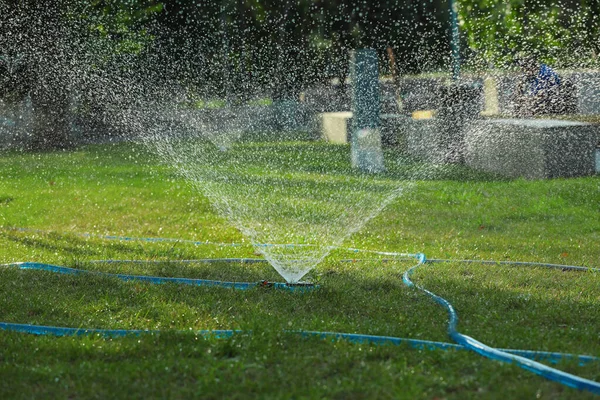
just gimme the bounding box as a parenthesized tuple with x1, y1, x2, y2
(571, 72, 600, 115)
(464, 119, 598, 179)
(403, 118, 447, 163)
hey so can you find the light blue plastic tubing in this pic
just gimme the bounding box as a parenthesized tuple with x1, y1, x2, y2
(0, 320, 596, 367)
(2, 257, 599, 366)
(2, 262, 317, 292)
(403, 254, 600, 395)
(2, 228, 600, 392)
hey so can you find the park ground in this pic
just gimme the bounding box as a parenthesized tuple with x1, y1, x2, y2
(0, 142, 599, 399)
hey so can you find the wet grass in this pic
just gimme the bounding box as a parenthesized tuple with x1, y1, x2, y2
(0, 141, 599, 399)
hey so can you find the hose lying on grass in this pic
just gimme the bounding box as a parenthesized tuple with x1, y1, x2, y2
(1, 229, 599, 395)
(404, 253, 600, 395)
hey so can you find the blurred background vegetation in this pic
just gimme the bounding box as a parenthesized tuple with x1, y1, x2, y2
(1, 0, 599, 149)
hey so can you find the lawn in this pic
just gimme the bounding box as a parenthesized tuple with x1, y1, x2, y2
(0, 141, 599, 399)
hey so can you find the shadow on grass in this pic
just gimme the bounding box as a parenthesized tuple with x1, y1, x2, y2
(0, 196, 14, 205)
(0, 230, 226, 262)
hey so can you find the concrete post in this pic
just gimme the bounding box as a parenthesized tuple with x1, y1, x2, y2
(350, 49, 385, 173)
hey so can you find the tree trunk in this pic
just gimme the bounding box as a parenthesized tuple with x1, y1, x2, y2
(29, 2, 72, 150)
(29, 77, 71, 150)
(1, 0, 73, 150)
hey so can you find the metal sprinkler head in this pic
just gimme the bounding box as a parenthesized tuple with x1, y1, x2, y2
(260, 281, 318, 292)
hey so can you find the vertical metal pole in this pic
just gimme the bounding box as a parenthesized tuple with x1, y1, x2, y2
(350, 49, 385, 173)
(450, 0, 461, 81)
(221, 0, 231, 104)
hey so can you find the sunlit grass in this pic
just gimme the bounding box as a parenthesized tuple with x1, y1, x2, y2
(0, 142, 599, 399)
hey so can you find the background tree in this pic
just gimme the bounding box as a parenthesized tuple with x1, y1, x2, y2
(0, 1, 73, 150)
(3, 0, 600, 150)
(154, 0, 453, 99)
(456, 0, 600, 69)
(0, 0, 162, 150)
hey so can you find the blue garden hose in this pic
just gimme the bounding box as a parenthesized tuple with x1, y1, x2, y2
(4, 261, 306, 291)
(404, 253, 600, 395)
(0, 320, 597, 367)
(1, 228, 599, 394)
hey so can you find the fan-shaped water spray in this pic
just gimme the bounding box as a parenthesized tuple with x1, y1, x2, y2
(139, 115, 405, 283)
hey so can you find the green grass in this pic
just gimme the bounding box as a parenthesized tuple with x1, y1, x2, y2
(0, 142, 599, 399)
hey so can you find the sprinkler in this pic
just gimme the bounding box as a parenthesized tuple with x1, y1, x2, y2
(261, 280, 318, 292)
(284, 281, 315, 288)
(6, 262, 319, 292)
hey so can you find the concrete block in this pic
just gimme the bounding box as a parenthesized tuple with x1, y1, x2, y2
(571, 72, 600, 115)
(398, 77, 443, 113)
(319, 112, 411, 146)
(351, 127, 385, 172)
(0, 98, 32, 150)
(320, 112, 352, 143)
(482, 76, 500, 116)
(464, 119, 598, 179)
(380, 114, 410, 147)
(380, 81, 399, 114)
(403, 118, 448, 163)
(496, 75, 521, 116)
(272, 100, 309, 131)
